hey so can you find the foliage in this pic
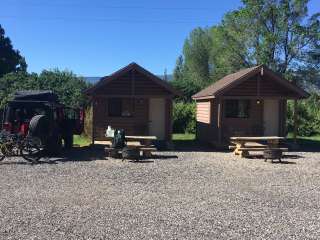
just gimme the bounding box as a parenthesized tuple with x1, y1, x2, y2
(287, 93, 320, 136)
(0, 24, 90, 109)
(0, 71, 38, 107)
(0, 70, 91, 109)
(173, 102, 196, 134)
(0, 24, 27, 77)
(172, 0, 320, 137)
(172, 28, 214, 101)
(173, 0, 320, 99)
(37, 69, 90, 107)
(73, 135, 91, 147)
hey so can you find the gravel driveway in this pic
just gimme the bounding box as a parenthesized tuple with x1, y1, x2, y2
(0, 147, 320, 239)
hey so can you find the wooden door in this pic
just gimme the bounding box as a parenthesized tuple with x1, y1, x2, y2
(149, 98, 165, 140)
(263, 99, 279, 136)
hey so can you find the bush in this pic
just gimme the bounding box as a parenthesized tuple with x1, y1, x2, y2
(173, 102, 196, 134)
(287, 94, 320, 137)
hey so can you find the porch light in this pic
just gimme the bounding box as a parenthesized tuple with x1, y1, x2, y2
(256, 99, 261, 104)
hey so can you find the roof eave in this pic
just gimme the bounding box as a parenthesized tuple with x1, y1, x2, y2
(263, 68, 310, 99)
(192, 95, 215, 100)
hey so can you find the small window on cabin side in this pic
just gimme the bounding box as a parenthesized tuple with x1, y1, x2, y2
(108, 98, 122, 117)
(108, 98, 134, 117)
(121, 99, 134, 117)
(225, 100, 250, 118)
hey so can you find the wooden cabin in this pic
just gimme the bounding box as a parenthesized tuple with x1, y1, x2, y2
(85, 62, 180, 144)
(192, 65, 309, 146)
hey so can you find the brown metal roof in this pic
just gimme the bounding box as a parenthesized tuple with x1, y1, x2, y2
(192, 66, 262, 99)
(192, 65, 309, 99)
(85, 62, 181, 96)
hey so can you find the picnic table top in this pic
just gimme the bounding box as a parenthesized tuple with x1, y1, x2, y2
(230, 136, 285, 141)
(105, 135, 157, 141)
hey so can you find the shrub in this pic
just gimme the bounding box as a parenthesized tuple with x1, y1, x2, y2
(287, 94, 320, 137)
(173, 102, 196, 134)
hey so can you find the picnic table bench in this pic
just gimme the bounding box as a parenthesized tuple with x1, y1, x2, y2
(230, 136, 288, 158)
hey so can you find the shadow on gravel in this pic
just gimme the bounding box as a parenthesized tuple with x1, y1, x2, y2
(0, 146, 182, 165)
(283, 154, 304, 159)
(48, 146, 106, 163)
(271, 161, 297, 164)
(120, 154, 179, 163)
(287, 139, 320, 152)
(245, 154, 301, 164)
(172, 139, 225, 153)
(0, 146, 108, 165)
(147, 154, 179, 160)
(127, 160, 155, 164)
(0, 157, 59, 166)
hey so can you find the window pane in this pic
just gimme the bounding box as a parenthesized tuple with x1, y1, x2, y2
(225, 100, 250, 118)
(121, 99, 133, 117)
(225, 100, 238, 118)
(108, 98, 122, 117)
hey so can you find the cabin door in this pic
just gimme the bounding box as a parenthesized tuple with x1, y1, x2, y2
(149, 98, 165, 140)
(263, 99, 279, 136)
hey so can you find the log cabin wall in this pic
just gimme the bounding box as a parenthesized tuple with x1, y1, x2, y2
(165, 99, 173, 141)
(196, 99, 218, 143)
(278, 99, 287, 137)
(92, 69, 173, 141)
(221, 99, 264, 141)
(93, 97, 149, 139)
(225, 75, 299, 97)
(95, 70, 171, 97)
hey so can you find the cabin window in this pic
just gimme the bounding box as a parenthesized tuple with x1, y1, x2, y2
(225, 100, 250, 118)
(108, 99, 122, 117)
(108, 98, 133, 117)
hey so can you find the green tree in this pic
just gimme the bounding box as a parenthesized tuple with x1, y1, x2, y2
(0, 69, 90, 109)
(174, 0, 320, 100)
(173, 102, 196, 134)
(173, 55, 184, 82)
(0, 71, 37, 108)
(37, 69, 90, 107)
(183, 27, 213, 87)
(0, 24, 27, 77)
(172, 28, 213, 100)
(217, 0, 320, 81)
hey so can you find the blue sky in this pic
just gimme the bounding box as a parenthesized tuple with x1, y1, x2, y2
(1, 0, 319, 77)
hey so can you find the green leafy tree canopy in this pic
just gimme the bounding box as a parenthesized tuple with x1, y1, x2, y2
(0, 24, 27, 77)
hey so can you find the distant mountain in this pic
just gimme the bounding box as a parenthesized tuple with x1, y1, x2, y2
(84, 74, 173, 84)
(85, 77, 101, 83)
(158, 74, 174, 81)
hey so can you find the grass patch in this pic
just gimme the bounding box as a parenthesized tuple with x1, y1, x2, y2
(173, 133, 195, 141)
(287, 133, 320, 142)
(172, 133, 198, 151)
(73, 135, 91, 147)
(286, 133, 320, 150)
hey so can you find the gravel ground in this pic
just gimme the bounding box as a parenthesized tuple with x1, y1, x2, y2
(0, 148, 320, 240)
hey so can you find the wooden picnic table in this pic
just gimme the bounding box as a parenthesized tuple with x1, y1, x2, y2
(104, 135, 157, 146)
(104, 135, 158, 158)
(230, 136, 287, 158)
